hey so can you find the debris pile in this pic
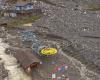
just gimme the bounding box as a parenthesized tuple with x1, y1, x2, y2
(12, 48, 41, 73)
(48, 64, 69, 80)
(21, 30, 58, 56)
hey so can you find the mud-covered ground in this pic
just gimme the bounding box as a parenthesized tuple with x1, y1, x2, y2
(0, 0, 100, 80)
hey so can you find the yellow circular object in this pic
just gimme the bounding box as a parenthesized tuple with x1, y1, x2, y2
(40, 48, 58, 56)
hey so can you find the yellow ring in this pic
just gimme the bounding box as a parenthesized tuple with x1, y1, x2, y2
(40, 48, 58, 56)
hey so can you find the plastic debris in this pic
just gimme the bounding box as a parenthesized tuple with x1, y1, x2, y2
(48, 64, 69, 80)
(40, 61, 43, 64)
(60, 66, 66, 72)
(57, 77, 61, 80)
(62, 75, 65, 77)
(58, 67, 61, 71)
(52, 74, 56, 79)
(54, 64, 68, 73)
(65, 66, 68, 70)
(52, 61, 56, 64)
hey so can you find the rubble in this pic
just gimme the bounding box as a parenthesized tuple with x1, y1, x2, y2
(12, 49, 41, 73)
(0, 63, 8, 80)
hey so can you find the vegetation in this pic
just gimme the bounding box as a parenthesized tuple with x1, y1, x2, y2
(7, 15, 41, 28)
(84, 4, 100, 11)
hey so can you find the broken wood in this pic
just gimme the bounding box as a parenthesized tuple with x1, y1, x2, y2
(0, 23, 7, 27)
(10, 48, 41, 73)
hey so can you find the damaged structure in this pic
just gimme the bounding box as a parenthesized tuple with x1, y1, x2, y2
(8, 48, 41, 73)
(0, 1, 42, 18)
(2, 2, 34, 18)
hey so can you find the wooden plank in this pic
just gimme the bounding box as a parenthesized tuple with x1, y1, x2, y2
(10, 48, 41, 73)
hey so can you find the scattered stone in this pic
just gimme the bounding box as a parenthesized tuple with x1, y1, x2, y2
(0, 63, 8, 80)
(21, 30, 36, 42)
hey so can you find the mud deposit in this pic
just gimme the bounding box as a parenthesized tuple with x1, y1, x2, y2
(0, 0, 100, 80)
(0, 39, 32, 80)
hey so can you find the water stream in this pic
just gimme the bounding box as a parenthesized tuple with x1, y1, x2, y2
(0, 38, 32, 80)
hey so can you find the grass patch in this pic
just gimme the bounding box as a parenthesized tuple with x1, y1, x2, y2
(85, 4, 100, 11)
(7, 15, 41, 28)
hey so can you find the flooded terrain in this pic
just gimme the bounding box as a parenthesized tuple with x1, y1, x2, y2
(0, 39, 32, 80)
(0, 0, 100, 80)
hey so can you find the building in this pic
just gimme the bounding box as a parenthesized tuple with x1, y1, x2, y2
(3, 10, 17, 17)
(15, 2, 33, 10)
(1, 0, 42, 18)
(3, 2, 34, 18)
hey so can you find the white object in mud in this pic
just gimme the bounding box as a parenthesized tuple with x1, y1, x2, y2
(52, 73, 56, 79)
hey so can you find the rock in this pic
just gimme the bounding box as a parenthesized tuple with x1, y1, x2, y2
(0, 63, 8, 80)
